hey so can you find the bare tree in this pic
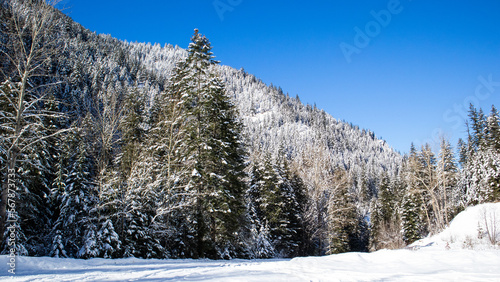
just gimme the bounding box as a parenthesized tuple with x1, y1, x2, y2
(481, 206, 499, 245)
(0, 0, 65, 246)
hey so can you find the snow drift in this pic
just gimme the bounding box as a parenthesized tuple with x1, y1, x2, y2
(410, 202, 500, 251)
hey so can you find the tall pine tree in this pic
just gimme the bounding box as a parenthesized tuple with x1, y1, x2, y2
(160, 29, 248, 259)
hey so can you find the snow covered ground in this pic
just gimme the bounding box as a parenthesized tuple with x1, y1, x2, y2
(2, 203, 499, 281)
(2, 249, 500, 281)
(410, 202, 500, 251)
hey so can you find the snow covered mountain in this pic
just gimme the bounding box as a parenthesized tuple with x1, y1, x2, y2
(112, 35, 404, 177)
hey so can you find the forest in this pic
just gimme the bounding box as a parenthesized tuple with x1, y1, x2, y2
(0, 0, 499, 260)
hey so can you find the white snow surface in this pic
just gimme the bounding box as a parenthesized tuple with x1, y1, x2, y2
(410, 202, 500, 251)
(2, 203, 500, 281)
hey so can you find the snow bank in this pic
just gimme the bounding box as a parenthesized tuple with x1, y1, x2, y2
(411, 203, 500, 250)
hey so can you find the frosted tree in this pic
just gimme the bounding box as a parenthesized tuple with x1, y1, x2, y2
(326, 168, 357, 254)
(370, 172, 403, 250)
(246, 159, 275, 258)
(0, 0, 68, 254)
(436, 138, 458, 225)
(401, 190, 422, 244)
(147, 29, 248, 259)
(50, 118, 96, 258)
(401, 144, 425, 244)
(485, 106, 500, 151)
(247, 154, 297, 257)
(460, 105, 500, 204)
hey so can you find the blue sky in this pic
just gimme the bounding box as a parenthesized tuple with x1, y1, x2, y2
(59, 0, 500, 154)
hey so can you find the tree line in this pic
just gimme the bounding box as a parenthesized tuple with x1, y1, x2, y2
(370, 105, 500, 249)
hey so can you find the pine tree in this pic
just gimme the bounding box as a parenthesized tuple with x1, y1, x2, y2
(109, 87, 166, 259)
(370, 172, 399, 250)
(461, 105, 500, 204)
(246, 157, 276, 258)
(401, 190, 422, 244)
(118, 87, 144, 179)
(245, 152, 308, 258)
(283, 163, 309, 257)
(437, 138, 458, 225)
(485, 106, 500, 152)
(401, 143, 425, 244)
(51, 120, 95, 258)
(468, 104, 487, 150)
(254, 155, 285, 255)
(153, 29, 248, 259)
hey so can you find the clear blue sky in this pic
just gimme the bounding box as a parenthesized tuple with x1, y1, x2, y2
(59, 0, 500, 154)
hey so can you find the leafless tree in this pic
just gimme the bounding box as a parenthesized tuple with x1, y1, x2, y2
(0, 0, 66, 245)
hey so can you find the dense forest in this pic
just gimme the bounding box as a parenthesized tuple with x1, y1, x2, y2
(0, 0, 499, 259)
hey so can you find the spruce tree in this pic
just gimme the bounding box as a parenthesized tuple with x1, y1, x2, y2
(437, 138, 458, 224)
(284, 164, 309, 257)
(51, 121, 95, 258)
(246, 157, 276, 258)
(401, 191, 422, 244)
(401, 143, 425, 244)
(156, 29, 247, 259)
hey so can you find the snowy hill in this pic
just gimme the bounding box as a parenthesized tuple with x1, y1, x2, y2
(410, 203, 500, 251)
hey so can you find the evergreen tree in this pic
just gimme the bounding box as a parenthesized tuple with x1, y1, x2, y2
(401, 144, 425, 244)
(283, 163, 309, 257)
(468, 104, 487, 150)
(246, 153, 308, 258)
(253, 155, 286, 256)
(157, 29, 248, 259)
(485, 106, 500, 151)
(246, 157, 276, 258)
(370, 172, 399, 250)
(401, 191, 422, 244)
(461, 105, 500, 204)
(51, 120, 95, 258)
(437, 138, 458, 224)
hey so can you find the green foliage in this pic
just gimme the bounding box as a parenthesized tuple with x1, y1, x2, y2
(246, 153, 309, 258)
(401, 191, 422, 244)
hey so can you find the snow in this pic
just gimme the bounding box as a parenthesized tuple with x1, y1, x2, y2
(2, 203, 500, 281)
(2, 250, 500, 281)
(410, 203, 500, 251)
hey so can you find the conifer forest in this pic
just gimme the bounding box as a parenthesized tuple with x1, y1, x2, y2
(0, 0, 499, 260)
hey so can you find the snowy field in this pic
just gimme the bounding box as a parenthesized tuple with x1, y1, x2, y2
(2, 203, 499, 281)
(1, 249, 500, 281)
